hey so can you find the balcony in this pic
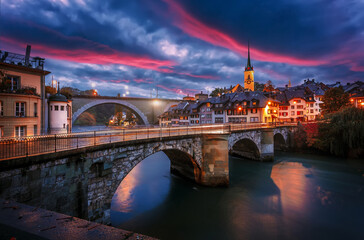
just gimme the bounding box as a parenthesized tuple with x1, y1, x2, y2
(0, 50, 45, 70)
(0, 84, 39, 96)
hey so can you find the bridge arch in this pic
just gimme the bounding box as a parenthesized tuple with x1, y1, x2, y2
(230, 138, 261, 160)
(72, 99, 149, 125)
(87, 140, 203, 223)
(274, 133, 286, 150)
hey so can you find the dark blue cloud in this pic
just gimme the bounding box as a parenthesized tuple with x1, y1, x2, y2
(1, 0, 363, 98)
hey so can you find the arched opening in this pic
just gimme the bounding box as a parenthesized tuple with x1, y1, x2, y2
(231, 138, 260, 161)
(73, 103, 146, 131)
(72, 99, 149, 127)
(274, 133, 286, 151)
(110, 150, 200, 227)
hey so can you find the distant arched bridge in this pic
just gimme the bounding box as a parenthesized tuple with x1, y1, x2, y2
(71, 96, 180, 125)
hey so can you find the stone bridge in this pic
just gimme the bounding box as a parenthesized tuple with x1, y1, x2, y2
(0, 126, 294, 225)
(72, 96, 180, 125)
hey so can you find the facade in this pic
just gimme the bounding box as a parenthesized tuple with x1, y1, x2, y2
(159, 92, 279, 126)
(0, 47, 72, 138)
(0, 48, 50, 137)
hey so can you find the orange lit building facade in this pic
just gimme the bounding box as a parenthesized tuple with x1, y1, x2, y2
(0, 49, 50, 137)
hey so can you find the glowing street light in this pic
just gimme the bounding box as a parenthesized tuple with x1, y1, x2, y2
(237, 106, 242, 111)
(153, 100, 160, 106)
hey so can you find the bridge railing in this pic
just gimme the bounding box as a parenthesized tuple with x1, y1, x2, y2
(0, 122, 297, 160)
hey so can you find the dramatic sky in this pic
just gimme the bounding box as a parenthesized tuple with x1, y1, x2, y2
(1, 0, 364, 98)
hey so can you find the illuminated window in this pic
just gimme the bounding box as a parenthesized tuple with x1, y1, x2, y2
(15, 126, 26, 137)
(55, 105, 59, 111)
(15, 102, 26, 117)
(0, 101, 3, 116)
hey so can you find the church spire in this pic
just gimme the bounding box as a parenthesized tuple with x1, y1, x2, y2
(245, 41, 253, 71)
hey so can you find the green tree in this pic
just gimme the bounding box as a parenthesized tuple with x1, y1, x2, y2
(254, 81, 264, 91)
(263, 80, 275, 92)
(321, 86, 350, 114)
(315, 107, 364, 158)
(210, 87, 228, 97)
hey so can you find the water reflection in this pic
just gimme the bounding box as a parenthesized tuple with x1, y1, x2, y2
(111, 152, 171, 225)
(111, 152, 364, 240)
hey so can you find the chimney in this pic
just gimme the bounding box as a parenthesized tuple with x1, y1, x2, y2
(25, 45, 31, 66)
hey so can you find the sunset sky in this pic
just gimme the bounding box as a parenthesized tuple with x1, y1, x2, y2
(1, 0, 363, 98)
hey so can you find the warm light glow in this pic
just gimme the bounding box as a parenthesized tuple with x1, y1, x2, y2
(273, 109, 277, 113)
(293, 101, 297, 104)
(238, 106, 242, 111)
(268, 101, 271, 105)
(359, 100, 362, 102)
(350, 99, 354, 102)
(153, 100, 160, 106)
(123, 94, 126, 97)
(361, 102, 364, 106)
(126, 91, 130, 95)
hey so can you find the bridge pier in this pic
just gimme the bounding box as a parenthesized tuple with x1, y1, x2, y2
(200, 134, 229, 186)
(260, 129, 274, 162)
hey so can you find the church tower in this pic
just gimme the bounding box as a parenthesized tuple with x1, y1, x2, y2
(244, 42, 254, 91)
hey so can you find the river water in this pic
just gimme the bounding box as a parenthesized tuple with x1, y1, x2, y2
(111, 152, 364, 240)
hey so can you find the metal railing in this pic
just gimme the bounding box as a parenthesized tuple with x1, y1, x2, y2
(0, 122, 297, 160)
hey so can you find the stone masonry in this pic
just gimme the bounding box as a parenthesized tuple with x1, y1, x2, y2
(0, 127, 293, 225)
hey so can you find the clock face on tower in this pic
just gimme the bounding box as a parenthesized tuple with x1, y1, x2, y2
(246, 79, 251, 84)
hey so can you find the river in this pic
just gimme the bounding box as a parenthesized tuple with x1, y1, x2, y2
(111, 152, 364, 240)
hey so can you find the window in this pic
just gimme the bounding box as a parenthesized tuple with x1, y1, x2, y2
(61, 106, 65, 111)
(252, 101, 257, 106)
(55, 105, 59, 111)
(34, 125, 38, 135)
(296, 100, 301, 103)
(291, 111, 295, 116)
(15, 102, 26, 117)
(310, 103, 314, 108)
(251, 109, 258, 114)
(0, 101, 3, 116)
(250, 117, 259, 122)
(297, 105, 303, 109)
(291, 105, 295, 109)
(206, 108, 211, 112)
(297, 111, 304, 115)
(50, 105, 53, 111)
(34, 103, 38, 117)
(215, 117, 224, 123)
(63, 124, 66, 128)
(0, 127, 3, 138)
(5, 75, 20, 90)
(15, 126, 26, 137)
(310, 109, 314, 113)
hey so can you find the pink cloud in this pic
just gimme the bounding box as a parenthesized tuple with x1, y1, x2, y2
(162, 0, 327, 66)
(134, 78, 154, 84)
(110, 79, 130, 83)
(0, 34, 175, 73)
(157, 84, 197, 96)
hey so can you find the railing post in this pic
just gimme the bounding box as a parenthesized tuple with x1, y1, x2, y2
(54, 134, 57, 152)
(147, 127, 149, 139)
(94, 131, 96, 146)
(109, 132, 111, 143)
(123, 129, 125, 141)
(26, 138, 29, 157)
(169, 127, 171, 137)
(77, 135, 79, 149)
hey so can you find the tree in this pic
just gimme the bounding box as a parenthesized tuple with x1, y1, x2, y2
(210, 87, 228, 97)
(263, 80, 275, 92)
(45, 85, 57, 95)
(254, 81, 264, 91)
(321, 86, 350, 114)
(315, 107, 364, 158)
